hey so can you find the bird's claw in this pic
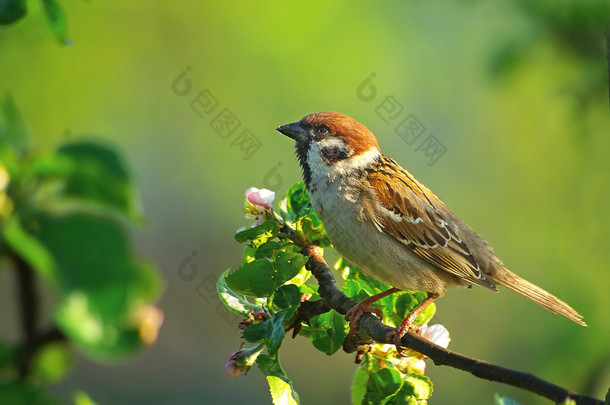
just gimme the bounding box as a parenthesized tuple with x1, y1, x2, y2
(386, 323, 422, 356)
(345, 303, 383, 336)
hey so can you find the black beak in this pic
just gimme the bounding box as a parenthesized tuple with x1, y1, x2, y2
(276, 121, 307, 142)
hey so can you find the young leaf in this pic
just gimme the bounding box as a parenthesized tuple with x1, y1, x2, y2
(398, 374, 433, 401)
(300, 212, 330, 247)
(235, 220, 279, 245)
(363, 367, 404, 404)
(242, 310, 290, 355)
(256, 354, 300, 405)
(286, 182, 312, 219)
(267, 376, 299, 405)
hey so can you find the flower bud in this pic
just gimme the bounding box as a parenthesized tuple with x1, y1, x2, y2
(225, 344, 265, 378)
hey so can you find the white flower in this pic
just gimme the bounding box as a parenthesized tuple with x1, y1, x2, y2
(245, 187, 275, 210)
(421, 324, 451, 348)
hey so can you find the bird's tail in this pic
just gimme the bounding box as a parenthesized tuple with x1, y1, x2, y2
(493, 269, 587, 326)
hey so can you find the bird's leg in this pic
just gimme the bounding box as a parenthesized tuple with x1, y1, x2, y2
(387, 293, 439, 355)
(345, 287, 400, 336)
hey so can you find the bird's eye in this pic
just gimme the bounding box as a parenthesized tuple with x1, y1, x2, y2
(316, 125, 330, 136)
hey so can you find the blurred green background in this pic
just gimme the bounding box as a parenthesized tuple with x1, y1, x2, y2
(1, 1, 609, 404)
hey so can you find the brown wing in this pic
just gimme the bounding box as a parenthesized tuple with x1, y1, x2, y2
(367, 157, 496, 291)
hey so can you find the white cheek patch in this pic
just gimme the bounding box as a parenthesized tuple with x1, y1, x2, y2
(307, 141, 381, 185)
(333, 148, 380, 174)
(318, 137, 350, 153)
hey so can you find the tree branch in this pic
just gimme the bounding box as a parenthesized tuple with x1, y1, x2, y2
(12, 253, 66, 380)
(13, 252, 39, 379)
(300, 245, 603, 405)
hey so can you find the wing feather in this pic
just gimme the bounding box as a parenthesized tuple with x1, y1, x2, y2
(368, 156, 496, 290)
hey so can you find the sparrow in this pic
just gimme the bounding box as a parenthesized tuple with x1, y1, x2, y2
(277, 111, 586, 351)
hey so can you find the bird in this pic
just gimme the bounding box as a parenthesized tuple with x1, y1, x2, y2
(277, 111, 586, 351)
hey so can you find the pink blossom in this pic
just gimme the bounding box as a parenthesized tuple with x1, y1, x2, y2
(245, 187, 275, 210)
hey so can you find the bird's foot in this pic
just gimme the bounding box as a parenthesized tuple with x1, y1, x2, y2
(386, 293, 440, 355)
(386, 321, 422, 356)
(345, 302, 384, 336)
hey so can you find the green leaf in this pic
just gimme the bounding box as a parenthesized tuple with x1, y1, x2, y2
(309, 310, 347, 355)
(272, 284, 301, 310)
(41, 0, 68, 44)
(30, 342, 74, 383)
(398, 374, 433, 402)
(54, 291, 141, 358)
(300, 211, 330, 247)
(273, 251, 307, 286)
(242, 310, 289, 355)
(217, 269, 263, 317)
(0, 94, 28, 151)
(267, 375, 299, 405)
(226, 250, 307, 298)
(1, 216, 56, 280)
(37, 214, 162, 358)
(338, 260, 437, 329)
(225, 258, 276, 297)
(61, 141, 139, 218)
(235, 220, 279, 245)
(286, 182, 312, 220)
(363, 367, 404, 404)
(38, 214, 129, 291)
(255, 240, 281, 259)
(394, 293, 435, 327)
(256, 354, 300, 405)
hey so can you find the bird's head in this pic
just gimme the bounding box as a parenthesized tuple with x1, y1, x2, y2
(277, 112, 380, 186)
